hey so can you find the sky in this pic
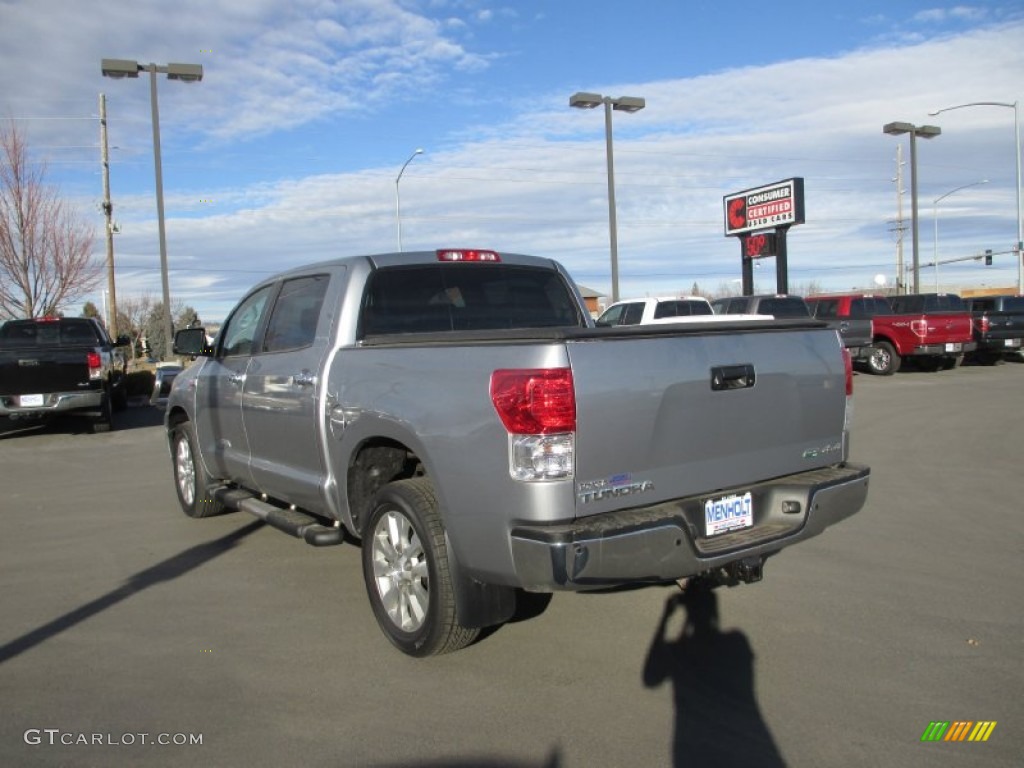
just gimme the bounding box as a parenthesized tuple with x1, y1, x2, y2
(2, 0, 1024, 322)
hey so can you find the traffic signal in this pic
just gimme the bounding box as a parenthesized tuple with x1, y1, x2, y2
(985, 249, 992, 266)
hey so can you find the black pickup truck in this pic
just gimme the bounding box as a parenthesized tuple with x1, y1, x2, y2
(962, 295, 1024, 364)
(0, 317, 129, 432)
(802, 296, 875, 361)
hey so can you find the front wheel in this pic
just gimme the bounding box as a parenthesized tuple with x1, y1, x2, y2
(170, 421, 225, 518)
(867, 341, 900, 375)
(362, 478, 479, 657)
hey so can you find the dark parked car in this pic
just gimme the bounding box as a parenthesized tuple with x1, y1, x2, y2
(961, 294, 1024, 363)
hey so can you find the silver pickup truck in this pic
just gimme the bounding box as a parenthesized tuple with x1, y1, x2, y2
(166, 249, 870, 657)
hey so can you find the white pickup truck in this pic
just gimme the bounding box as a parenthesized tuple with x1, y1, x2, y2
(597, 296, 769, 325)
(166, 249, 869, 657)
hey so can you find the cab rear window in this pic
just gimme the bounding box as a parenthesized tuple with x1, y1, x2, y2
(360, 263, 584, 336)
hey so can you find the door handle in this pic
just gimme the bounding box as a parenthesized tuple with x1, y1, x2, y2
(229, 373, 246, 387)
(292, 371, 317, 387)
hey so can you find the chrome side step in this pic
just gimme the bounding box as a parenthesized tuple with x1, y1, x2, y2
(214, 488, 344, 546)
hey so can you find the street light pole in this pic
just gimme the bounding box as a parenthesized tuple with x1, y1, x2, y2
(395, 148, 423, 252)
(101, 58, 203, 359)
(929, 101, 1023, 294)
(570, 92, 646, 303)
(884, 122, 942, 293)
(932, 180, 988, 291)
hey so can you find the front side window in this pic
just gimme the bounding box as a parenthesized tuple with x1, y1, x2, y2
(219, 286, 273, 357)
(597, 304, 626, 326)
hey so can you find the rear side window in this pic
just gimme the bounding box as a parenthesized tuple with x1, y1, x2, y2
(1001, 297, 1024, 311)
(808, 299, 837, 319)
(621, 303, 644, 325)
(360, 264, 583, 336)
(653, 300, 711, 318)
(758, 298, 809, 317)
(851, 297, 893, 317)
(262, 275, 330, 353)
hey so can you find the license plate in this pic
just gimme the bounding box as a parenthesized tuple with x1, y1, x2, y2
(19, 394, 44, 407)
(704, 492, 754, 536)
(1006, 339, 1021, 348)
(944, 343, 962, 352)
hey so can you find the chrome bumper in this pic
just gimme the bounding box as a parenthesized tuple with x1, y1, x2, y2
(509, 463, 870, 591)
(0, 390, 103, 418)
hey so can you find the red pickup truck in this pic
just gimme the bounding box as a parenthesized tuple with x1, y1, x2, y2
(806, 293, 975, 375)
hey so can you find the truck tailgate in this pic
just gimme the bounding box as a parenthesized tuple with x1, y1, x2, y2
(566, 324, 847, 517)
(0, 348, 93, 395)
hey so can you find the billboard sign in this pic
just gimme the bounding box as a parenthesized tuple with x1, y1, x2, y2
(723, 178, 805, 237)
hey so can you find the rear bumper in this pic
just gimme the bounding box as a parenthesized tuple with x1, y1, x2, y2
(509, 463, 870, 590)
(973, 336, 1023, 352)
(909, 341, 977, 356)
(0, 390, 103, 418)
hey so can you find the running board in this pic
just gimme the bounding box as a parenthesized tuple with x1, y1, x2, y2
(215, 488, 344, 546)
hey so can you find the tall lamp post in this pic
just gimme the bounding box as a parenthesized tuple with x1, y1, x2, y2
(884, 122, 941, 293)
(395, 148, 423, 252)
(932, 180, 988, 290)
(569, 92, 646, 303)
(101, 58, 203, 359)
(929, 101, 1023, 294)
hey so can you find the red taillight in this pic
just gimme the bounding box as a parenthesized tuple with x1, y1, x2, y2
(843, 348, 853, 396)
(910, 319, 928, 338)
(490, 368, 575, 434)
(437, 249, 501, 262)
(975, 317, 990, 333)
(86, 351, 102, 380)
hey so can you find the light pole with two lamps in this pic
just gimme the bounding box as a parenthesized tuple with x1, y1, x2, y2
(569, 92, 646, 303)
(101, 58, 203, 359)
(932, 180, 988, 291)
(929, 101, 1023, 294)
(883, 121, 941, 294)
(395, 148, 423, 252)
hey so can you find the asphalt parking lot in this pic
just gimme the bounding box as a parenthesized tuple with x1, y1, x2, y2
(0, 362, 1021, 768)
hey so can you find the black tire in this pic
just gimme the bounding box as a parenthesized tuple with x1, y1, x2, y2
(867, 341, 900, 375)
(170, 421, 225, 518)
(90, 389, 114, 433)
(111, 379, 129, 411)
(362, 477, 479, 657)
(941, 353, 964, 370)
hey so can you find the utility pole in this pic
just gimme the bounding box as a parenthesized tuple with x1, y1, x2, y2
(99, 93, 117, 337)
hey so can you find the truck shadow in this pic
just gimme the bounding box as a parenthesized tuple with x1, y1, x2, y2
(642, 581, 786, 767)
(0, 402, 164, 439)
(0, 520, 264, 666)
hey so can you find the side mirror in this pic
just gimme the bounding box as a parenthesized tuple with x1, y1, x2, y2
(114, 334, 132, 347)
(173, 327, 211, 357)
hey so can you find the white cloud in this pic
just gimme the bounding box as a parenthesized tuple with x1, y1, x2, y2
(4, 3, 1022, 318)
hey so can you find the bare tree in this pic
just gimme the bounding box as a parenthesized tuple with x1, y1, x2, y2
(117, 293, 156, 365)
(0, 122, 100, 319)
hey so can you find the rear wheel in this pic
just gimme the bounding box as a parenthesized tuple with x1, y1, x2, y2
(90, 389, 114, 433)
(170, 421, 225, 518)
(362, 477, 479, 657)
(941, 353, 964, 370)
(867, 341, 900, 375)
